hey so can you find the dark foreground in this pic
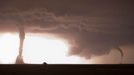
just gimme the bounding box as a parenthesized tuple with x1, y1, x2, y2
(0, 64, 134, 75)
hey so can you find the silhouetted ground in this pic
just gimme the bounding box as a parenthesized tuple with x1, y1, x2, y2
(0, 64, 134, 75)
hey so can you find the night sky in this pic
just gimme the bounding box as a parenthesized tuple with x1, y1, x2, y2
(0, 0, 134, 64)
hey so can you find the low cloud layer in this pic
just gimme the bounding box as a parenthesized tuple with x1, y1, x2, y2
(0, 0, 134, 60)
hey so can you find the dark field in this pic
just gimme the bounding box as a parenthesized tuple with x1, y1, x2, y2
(0, 64, 134, 75)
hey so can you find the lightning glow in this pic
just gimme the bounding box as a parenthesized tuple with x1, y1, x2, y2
(0, 33, 85, 64)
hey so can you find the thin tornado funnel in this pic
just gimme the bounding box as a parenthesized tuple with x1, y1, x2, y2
(15, 26, 25, 64)
(115, 47, 124, 64)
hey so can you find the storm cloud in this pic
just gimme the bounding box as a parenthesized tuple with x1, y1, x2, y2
(0, 0, 134, 59)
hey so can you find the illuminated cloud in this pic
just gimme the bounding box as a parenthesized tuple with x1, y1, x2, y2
(0, 0, 134, 60)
